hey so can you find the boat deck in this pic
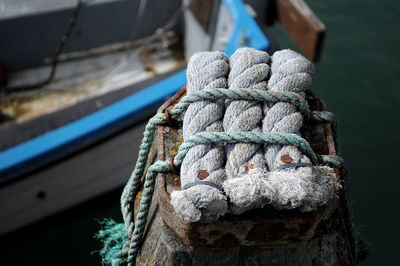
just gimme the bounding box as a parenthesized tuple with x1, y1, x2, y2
(0, 33, 185, 150)
(1, 34, 184, 122)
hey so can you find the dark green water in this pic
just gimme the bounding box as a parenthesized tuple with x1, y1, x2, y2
(270, 1, 400, 265)
(3, 1, 400, 265)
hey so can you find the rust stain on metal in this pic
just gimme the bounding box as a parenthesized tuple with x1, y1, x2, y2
(197, 170, 209, 180)
(157, 86, 187, 112)
(173, 176, 181, 187)
(281, 155, 294, 163)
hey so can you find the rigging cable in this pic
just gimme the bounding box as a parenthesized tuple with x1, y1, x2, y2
(2, 0, 83, 94)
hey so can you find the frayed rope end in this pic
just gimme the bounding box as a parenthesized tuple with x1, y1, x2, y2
(170, 185, 228, 222)
(94, 219, 129, 265)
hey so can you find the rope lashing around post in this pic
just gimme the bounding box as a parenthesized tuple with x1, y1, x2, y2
(120, 88, 316, 227)
(120, 87, 316, 229)
(99, 87, 342, 266)
(120, 88, 337, 238)
(320, 154, 344, 168)
(174, 131, 318, 165)
(123, 131, 342, 265)
(171, 51, 229, 223)
(174, 88, 312, 117)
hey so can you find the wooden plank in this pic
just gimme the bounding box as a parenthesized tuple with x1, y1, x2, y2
(276, 0, 326, 61)
(189, 0, 215, 32)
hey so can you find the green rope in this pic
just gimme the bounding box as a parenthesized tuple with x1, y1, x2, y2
(95, 219, 128, 265)
(173, 88, 311, 118)
(127, 160, 172, 264)
(120, 113, 169, 233)
(98, 88, 344, 265)
(174, 131, 318, 165)
(312, 111, 341, 154)
(320, 154, 344, 168)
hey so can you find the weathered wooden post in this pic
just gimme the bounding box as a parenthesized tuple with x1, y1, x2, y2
(96, 48, 366, 266)
(134, 87, 357, 265)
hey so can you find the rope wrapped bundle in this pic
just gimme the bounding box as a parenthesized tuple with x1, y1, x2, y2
(96, 48, 358, 265)
(170, 51, 229, 222)
(223, 49, 340, 213)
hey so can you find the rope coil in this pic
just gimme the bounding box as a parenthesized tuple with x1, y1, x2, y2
(176, 51, 229, 223)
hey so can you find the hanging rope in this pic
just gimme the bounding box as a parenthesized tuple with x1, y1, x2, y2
(3, 0, 84, 93)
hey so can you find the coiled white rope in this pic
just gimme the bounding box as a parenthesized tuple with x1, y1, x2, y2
(264, 49, 315, 170)
(170, 51, 229, 222)
(224, 47, 270, 177)
(170, 48, 339, 218)
(223, 49, 340, 214)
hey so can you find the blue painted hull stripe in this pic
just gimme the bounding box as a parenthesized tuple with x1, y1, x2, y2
(222, 0, 270, 56)
(0, 71, 187, 177)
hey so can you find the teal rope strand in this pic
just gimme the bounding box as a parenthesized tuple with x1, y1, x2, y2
(126, 160, 172, 265)
(320, 155, 344, 168)
(172, 88, 311, 118)
(121, 113, 170, 233)
(312, 111, 341, 154)
(174, 131, 318, 166)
